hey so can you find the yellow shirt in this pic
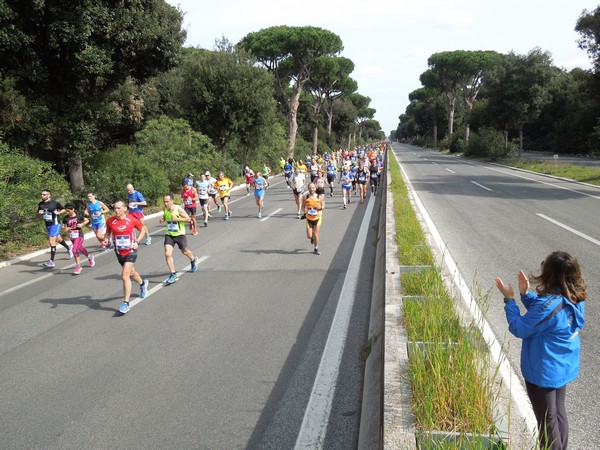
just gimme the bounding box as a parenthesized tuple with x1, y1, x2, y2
(305, 196, 322, 221)
(215, 178, 232, 198)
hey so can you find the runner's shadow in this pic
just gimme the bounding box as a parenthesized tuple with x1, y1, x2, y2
(39, 294, 120, 313)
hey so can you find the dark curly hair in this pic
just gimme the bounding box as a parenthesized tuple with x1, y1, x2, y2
(531, 251, 586, 304)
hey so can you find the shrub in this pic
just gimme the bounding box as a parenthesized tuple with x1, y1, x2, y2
(466, 127, 514, 158)
(449, 134, 466, 153)
(0, 143, 70, 257)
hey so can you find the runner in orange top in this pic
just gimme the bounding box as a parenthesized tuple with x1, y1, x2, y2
(304, 183, 323, 255)
(215, 172, 234, 220)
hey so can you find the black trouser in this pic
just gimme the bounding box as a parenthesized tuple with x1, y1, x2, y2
(526, 381, 568, 450)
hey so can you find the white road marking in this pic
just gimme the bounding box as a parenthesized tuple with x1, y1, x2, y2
(445, 168, 455, 174)
(471, 181, 492, 191)
(537, 214, 600, 246)
(294, 197, 375, 449)
(260, 208, 282, 222)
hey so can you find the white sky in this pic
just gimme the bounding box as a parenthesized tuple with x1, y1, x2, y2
(165, 0, 596, 135)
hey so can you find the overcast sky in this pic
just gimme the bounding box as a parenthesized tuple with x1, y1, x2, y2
(165, 0, 597, 135)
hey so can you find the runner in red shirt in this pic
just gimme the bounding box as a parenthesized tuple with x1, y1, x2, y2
(181, 182, 199, 236)
(103, 200, 149, 314)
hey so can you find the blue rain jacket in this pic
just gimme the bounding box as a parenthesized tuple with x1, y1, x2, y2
(505, 292, 585, 388)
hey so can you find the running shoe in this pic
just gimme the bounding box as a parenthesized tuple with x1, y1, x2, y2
(224, 215, 229, 221)
(314, 248, 321, 255)
(208, 212, 212, 218)
(192, 229, 198, 236)
(297, 213, 301, 219)
(310, 237, 314, 244)
(140, 279, 149, 298)
(190, 256, 199, 273)
(204, 220, 208, 227)
(88, 255, 95, 267)
(42, 260, 55, 268)
(258, 213, 262, 219)
(228, 210, 232, 217)
(300, 214, 306, 220)
(118, 301, 130, 314)
(166, 273, 179, 284)
(145, 236, 152, 246)
(68, 246, 74, 259)
(343, 205, 347, 209)
(73, 266, 82, 275)
(217, 205, 222, 212)
(330, 192, 333, 197)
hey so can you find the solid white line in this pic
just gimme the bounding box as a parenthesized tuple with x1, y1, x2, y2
(445, 168, 455, 174)
(537, 214, 600, 246)
(128, 255, 210, 310)
(294, 199, 375, 449)
(260, 208, 282, 222)
(396, 156, 538, 436)
(471, 181, 492, 191)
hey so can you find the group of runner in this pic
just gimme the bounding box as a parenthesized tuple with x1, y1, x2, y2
(36, 143, 384, 314)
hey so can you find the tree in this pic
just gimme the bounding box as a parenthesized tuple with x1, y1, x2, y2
(306, 56, 356, 154)
(485, 49, 557, 155)
(576, 7, 600, 71)
(408, 87, 446, 147)
(238, 25, 343, 158)
(0, 0, 185, 192)
(175, 47, 279, 164)
(423, 50, 500, 143)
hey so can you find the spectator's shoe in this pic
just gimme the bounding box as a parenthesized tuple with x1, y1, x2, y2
(73, 266, 82, 275)
(140, 279, 149, 298)
(88, 255, 95, 267)
(43, 260, 55, 268)
(118, 301, 130, 314)
(190, 257, 199, 273)
(166, 273, 179, 284)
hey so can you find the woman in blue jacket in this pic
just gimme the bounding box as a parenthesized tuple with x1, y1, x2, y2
(496, 251, 586, 450)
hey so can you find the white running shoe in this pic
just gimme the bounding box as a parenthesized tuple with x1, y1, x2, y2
(42, 260, 55, 268)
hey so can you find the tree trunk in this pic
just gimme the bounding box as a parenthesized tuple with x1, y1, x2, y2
(325, 108, 333, 136)
(312, 127, 319, 155)
(504, 130, 509, 155)
(286, 86, 304, 159)
(518, 126, 524, 158)
(69, 151, 85, 193)
(433, 123, 438, 148)
(447, 97, 455, 138)
(464, 123, 470, 145)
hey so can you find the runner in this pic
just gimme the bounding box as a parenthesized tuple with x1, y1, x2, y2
(62, 203, 94, 274)
(195, 173, 210, 227)
(244, 166, 255, 195)
(126, 183, 151, 245)
(289, 167, 306, 218)
(159, 194, 199, 285)
(370, 161, 379, 195)
(279, 157, 285, 175)
(283, 158, 294, 188)
(184, 173, 194, 188)
(261, 163, 271, 185)
(85, 192, 110, 247)
(304, 183, 323, 255)
(357, 164, 369, 204)
(253, 170, 269, 219)
(314, 170, 326, 210)
(326, 158, 337, 197)
(181, 181, 199, 236)
(215, 172, 234, 220)
(205, 171, 220, 213)
(103, 200, 149, 314)
(38, 189, 72, 268)
(339, 166, 354, 209)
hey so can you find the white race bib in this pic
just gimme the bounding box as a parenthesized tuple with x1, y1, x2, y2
(69, 230, 79, 239)
(167, 221, 179, 232)
(115, 235, 132, 250)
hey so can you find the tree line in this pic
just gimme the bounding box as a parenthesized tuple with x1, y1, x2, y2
(0, 1, 384, 255)
(393, 7, 600, 158)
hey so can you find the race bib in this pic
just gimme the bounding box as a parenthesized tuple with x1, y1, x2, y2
(69, 230, 79, 239)
(115, 235, 132, 250)
(184, 199, 192, 205)
(129, 202, 138, 209)
(308, 207, 318, 216)
(219, 185, 228, 191)
(92, 212, 101, 218)
(43, 211, 53, 221)
(167, 221, 179, 233)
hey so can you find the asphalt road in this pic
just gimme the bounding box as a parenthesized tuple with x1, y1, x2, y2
(391, 143, 600, 450)
(0, 177, 381, 449)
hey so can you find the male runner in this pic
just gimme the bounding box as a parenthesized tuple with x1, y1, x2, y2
(195, 173, 210, 227)
(181, 182, 199, 235)
(103, 200, 149, 314)
(159, 193, 199, 285)
(38, 189, 72, 268)
(126, 183, 151, 245)
(215, 172, 234, 220)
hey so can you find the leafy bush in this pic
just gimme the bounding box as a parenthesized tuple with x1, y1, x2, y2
(85, 145, 170, 206)
(466, 127, 515, 158)
(449, 134, 466, 153)
(0, 143, 70, 257)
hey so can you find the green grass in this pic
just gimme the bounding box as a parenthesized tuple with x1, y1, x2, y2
(499, 159, 600, 186)
(389, 149, 499, 443)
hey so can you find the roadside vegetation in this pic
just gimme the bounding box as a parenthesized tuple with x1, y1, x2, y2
(497, 159, 600, 186)
(389, 152, 504, 448)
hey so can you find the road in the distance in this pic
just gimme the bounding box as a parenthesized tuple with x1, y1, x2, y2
(0, 177, 381, 449)
(392, 143, 600, 450)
